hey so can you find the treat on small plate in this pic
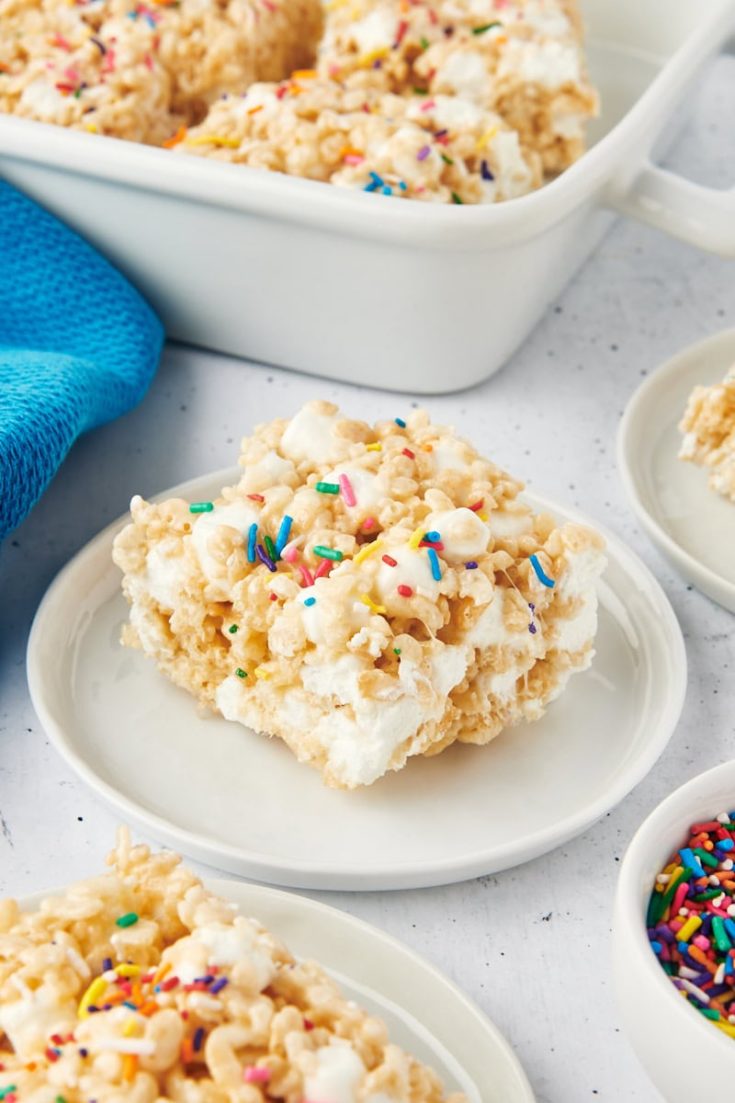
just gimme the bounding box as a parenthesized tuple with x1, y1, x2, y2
(113, 402, 606, 789)
(0, 829, 466, 1101)
(176, 76, 541, 203)
(318, 0, 598, 174)
(678, 365, 735, 502)
(0, 0, 323, 141)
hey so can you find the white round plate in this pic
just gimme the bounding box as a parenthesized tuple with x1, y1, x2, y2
(22, 876, 535, 1103)
(618, 328, 735, 612)
(27, 469, 686, 891)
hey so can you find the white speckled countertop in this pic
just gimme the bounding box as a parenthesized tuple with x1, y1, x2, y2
(1, 55, 733, 1103)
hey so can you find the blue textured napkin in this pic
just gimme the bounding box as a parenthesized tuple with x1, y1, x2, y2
(0, 182, 164, 541)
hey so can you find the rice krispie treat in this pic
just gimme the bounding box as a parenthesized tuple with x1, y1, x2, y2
(0, 6, 175, 144)
(0, 829, 465, 1102)
(175, 75, 541, 203)
(319, 0, 598, 173)
(0, 0, 323, 140)
(679, 365, 735, 502)
(113, 402, 606, 789)
(146, 0, 324, 121)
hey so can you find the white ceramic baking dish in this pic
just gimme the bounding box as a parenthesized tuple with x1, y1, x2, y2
(1, 0, 733, 393)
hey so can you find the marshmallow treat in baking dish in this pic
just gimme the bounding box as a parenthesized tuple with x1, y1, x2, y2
(0, 0, 597, 203)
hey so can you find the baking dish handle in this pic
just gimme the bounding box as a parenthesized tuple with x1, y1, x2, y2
(608, 26, 735, 257)
(609, 164, 735, 257)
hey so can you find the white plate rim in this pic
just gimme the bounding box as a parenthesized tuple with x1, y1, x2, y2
(27, 467, 687, 889)
(18, 875, 535, 1103)
(616, 327, 735, 611)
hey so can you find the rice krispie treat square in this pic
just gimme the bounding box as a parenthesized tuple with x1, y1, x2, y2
(679, 365, 735, 502)
(0, 0, 323, 140)
(176, 75, 541, 203)
(319, 0, 598, 173)
(113, 402, 606, 789)
(0, 4, 175, 144)
(148, 0, 325, 122)
(0, 829, 465, 1102)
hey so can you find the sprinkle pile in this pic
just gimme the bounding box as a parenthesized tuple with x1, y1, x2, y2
(647, 811, 735, 1038)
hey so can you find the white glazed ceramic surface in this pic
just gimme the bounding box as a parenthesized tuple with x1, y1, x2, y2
(26, 468, 687, 890)
(613, 761, 735, 1103)
(21, 876, 535, 1103)
(0, 0, 733, 391)
(618, 328, 735, 613)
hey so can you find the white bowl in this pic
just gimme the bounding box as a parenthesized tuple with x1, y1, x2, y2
(613, 760, 735, 1102)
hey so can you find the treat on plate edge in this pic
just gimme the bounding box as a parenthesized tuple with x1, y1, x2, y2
(678, 364, 735, 502)
(0, 828, 466, 1101)
(113, 402, 607, 789)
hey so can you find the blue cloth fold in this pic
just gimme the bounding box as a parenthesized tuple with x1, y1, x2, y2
(0, 181, 164, 541)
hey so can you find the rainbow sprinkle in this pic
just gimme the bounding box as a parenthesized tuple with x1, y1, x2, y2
(313, 545, 343, 561)
(257, 544, 277, 572)
(354, 540, 382, 564)
(304, 596, 316, 607)
(244, 1067, 271, 1084)
(316, 481, 340, 494)
(529, 553, 555, 588)
(275, 515, 293, 554)
(360, 594, 387, 615)
(647, 811, 735, 1040)
(298, 565, 314, 587)
(247, 522, 257, 563)
(315, 558, 332, 579)
(339, 473, 357, 507)
(189, 502, 213, 514)
(264, 533, 278, 563)
(281, 541, 300, 563)
(394, 417, 406, 428)
(427, 547, 442, 581)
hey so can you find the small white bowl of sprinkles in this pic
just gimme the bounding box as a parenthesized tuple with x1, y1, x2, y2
(613, 760, 735, 1101)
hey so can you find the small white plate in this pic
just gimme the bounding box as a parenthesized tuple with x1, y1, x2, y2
(618, 328, 735, 613)
(22, 876, 534, 1103)
(27, 469, 686, 891)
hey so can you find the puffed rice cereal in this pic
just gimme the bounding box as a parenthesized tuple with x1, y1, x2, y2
(0, 829, 466, 1102)
(177, 76, 542, 203)
(0, 0, 324, 142)
(112, 402, 607, 789)
(318, 0, 599, 174)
